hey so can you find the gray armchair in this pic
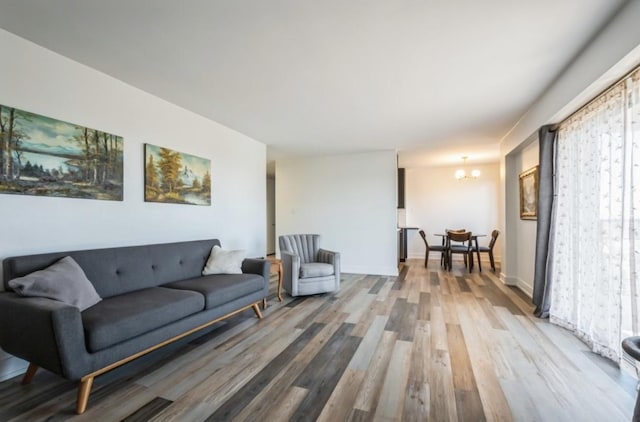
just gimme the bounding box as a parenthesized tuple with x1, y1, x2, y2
(278, 234, 341, 297)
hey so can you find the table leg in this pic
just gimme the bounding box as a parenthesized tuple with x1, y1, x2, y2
(277, 261, 283, 301)
(475, 238, 482, 272)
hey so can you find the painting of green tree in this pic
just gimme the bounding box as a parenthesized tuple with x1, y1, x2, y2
(144, 143, 211, 205)
(0, 104, 123, 200)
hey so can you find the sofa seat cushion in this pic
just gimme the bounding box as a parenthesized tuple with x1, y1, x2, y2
(82, 287, 204, 352)
(300, 263, 334, 278)
(164, 273, 263, 309)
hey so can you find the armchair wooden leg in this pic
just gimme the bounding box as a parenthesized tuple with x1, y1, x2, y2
(262, 298, 267, 309)
(76, 376, 94, 414)
(277, 261, 283, 302)
(21, 363, 38, 385)
(489, 251, 495, 272)
(252, 303, 263, 319)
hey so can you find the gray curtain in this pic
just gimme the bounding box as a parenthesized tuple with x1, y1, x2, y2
(532, 125, 557, 318)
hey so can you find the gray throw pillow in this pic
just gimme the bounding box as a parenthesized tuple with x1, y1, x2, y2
(8, 256, 102, 311)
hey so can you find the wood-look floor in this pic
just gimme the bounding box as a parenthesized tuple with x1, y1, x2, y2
(0, 259, 637, 421)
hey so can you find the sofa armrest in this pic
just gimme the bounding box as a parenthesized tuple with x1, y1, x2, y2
(241, 258, 269, 279)
(318, 249, 341, 290)
(280, 251, 300, 296)
(0, 292, 89, 380)
(242, 258, 270, 298)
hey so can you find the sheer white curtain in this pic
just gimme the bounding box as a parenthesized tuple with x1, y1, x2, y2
(549, 77, 639, 362)
(628, 73, 640, 346)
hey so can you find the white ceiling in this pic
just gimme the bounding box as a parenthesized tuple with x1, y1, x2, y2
(0, 0, 628, 169)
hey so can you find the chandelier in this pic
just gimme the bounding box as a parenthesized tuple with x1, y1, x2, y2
(455, 156, 480, 180)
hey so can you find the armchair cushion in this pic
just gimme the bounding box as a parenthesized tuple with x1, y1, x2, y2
(300, 262, 334, 278)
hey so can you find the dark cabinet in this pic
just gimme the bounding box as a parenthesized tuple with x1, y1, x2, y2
(397, 168, 405, 209)
(398, 227, 419, 262)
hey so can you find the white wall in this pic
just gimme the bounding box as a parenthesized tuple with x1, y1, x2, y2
(276, 151, 397, 276)
(503, 141, 538, 295)
(500, 0, 640, 296)
(0, 30, 266, 379)
(405, 163, 500, 262)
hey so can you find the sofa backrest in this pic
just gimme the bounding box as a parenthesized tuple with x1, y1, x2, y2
(2, 239, 220, 298)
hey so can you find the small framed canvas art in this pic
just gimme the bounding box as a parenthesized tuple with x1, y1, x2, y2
(144, 143, 211, 205)
(519, 165, 538, 220)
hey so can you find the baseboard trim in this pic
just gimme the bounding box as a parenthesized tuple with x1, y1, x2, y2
(342, 265, 398, 277)
(500, 274, 533, 297)
(516, 280, 533, 297)
(500, 274, 517, 285)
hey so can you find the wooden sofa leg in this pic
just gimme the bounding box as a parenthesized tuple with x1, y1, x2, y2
(76, 376, 94, 414)
(252, 303, 263, 319)
(262, 298, 267, 309)
(21, 363, 39, 385)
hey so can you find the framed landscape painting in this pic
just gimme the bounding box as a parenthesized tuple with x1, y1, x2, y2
(519, 165, 538, 220)
(0, 104, 123, 200)
(144, 143, 211, 205)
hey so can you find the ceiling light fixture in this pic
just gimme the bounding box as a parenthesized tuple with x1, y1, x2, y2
(455, 156, 480, 180)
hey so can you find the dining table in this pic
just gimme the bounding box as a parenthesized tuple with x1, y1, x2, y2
(434, 233, 486, 271)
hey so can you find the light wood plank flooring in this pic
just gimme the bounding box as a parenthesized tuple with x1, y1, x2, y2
(0, 259, 637, 421)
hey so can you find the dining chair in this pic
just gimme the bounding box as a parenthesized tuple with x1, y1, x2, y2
(447, 228, 466, 233)
(419, 230, 447, 268)
(447, 231, 473, 272)
(473, 229, 500, 272)
(445, 228, 468, 264)
(445, 228, 467, 245)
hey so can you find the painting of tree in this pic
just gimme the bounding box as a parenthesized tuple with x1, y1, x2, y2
(144, 143, 211, 205)
(0, 104, 123, 200)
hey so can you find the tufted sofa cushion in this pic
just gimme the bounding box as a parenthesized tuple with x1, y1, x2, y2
(82, 286, 204, 352)
(164, 273, 263, 309)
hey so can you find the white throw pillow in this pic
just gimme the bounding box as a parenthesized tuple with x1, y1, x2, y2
(202, 245, 246, 275)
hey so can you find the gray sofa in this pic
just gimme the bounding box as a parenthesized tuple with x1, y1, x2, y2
(0, 239, 269, 414)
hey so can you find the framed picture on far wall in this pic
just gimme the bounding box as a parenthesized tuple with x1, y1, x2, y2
(519, 165, 538, 220)
(144, 143, 211, 205)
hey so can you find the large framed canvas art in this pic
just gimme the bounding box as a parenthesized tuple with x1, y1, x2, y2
(144, 143, 211, 205)
(0, 104, 123, 200)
